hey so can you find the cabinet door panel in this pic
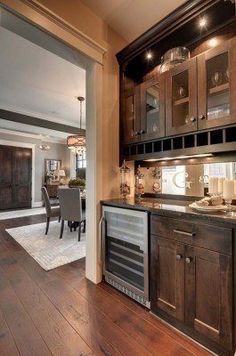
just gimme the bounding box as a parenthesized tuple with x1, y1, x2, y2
(198, 38, 236, 129)
(151, 236, 184, 321)
(123, 87, 140, 144)
(166, 58, 197, 136)
(185, 246, 232, 348)
(140, 75, 165, 141)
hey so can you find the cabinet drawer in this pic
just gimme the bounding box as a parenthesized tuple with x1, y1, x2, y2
(151, 215, 232, 255)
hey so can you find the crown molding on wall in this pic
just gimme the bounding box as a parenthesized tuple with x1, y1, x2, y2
(0, 0, 107, 64)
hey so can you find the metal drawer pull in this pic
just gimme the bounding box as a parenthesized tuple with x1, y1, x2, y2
(185, 257, 192, 264)
(173, 229, 195, 237)
(176, 254, 182, 260)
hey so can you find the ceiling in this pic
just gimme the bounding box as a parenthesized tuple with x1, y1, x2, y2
(81, 0, 187, 43)
(0, 12, 86, 129)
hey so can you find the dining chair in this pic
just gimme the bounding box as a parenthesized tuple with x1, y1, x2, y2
(41, 187, 61, 235)
(58, 187, 85, 241)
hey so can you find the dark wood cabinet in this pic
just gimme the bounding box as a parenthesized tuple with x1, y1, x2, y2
(151, 236, 184, 321)
(0, 145, 32, 210)
(123, 87, 140, 144)
(121, 38, 236, 157)
(185, 245, 232, 349)
(166, 58, 198, 136)
(198, 38, 236, 130)
(140, 75, 165, 140)
(150, 215, 233, 354)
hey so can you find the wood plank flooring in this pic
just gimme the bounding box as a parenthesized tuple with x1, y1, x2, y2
(0, 214, 211, 356)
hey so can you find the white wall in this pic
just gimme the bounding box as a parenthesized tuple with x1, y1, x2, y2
(0, 131, 71, 204)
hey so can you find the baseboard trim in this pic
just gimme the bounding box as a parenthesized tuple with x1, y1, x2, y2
(32, 201, 43, 208)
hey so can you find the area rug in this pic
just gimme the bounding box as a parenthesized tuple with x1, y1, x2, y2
(6, 221, 86, 271)
(0, 207, 47, 221)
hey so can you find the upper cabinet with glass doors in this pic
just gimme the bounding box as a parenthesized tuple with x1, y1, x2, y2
(198, 38, 236, 130)
(166, 58, 198, 136)
(140, 74, 165, 140)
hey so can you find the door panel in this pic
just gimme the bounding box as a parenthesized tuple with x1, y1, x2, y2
(198, 38, 236, 129)
(140, 74, 165, 141)
(166, 58, 197, 136)
(0, 145, 32, 210)
(0, 146, 13, 209)
(151, 236, 184, 321)
(123, 87, 140, 144)
(185, 245, 232, 348)
(13, 147, 32, 208)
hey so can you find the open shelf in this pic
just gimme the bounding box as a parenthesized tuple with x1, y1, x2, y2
(124, 125, 236, 160)
(209, 82, 229, 95)
(173, 97, 189, 106)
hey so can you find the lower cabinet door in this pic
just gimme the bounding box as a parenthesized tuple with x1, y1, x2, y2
(185, 245, 232, 349)
(151, 236, 184, 321)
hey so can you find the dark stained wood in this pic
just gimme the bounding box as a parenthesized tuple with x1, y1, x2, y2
(166, 58, 198, 136)
(0, 146, 13, 210)
(140, 74, 165, 140)
(117, 1, 235, 80)
(0, 214, 211, 356)
(13, 147, 32, 209)
(150, 214, 234, 355)
(0, 308, 20, 356)
(151, 215, 233, 255)
(151, 236, 185, 321)
(122, 86, 141, 144)
(0, 145, 32, 210)
(185, 245, 232, 348)
(198, 37, 236, 129)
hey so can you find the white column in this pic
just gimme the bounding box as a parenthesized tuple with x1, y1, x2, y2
(85, 61, 103, 283)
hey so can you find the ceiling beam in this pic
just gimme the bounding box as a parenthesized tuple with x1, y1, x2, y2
(0, 108, 85, 134)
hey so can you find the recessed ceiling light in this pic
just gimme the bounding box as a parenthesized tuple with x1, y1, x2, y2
(146, 51, 153, 60)
(199, 17, 207, 28)
(208, 38, 218, 48)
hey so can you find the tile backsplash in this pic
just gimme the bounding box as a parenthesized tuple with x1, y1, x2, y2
(139, 162, 236, 197)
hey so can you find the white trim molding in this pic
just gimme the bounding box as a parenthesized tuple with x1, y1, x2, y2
(0, 0, 107, 64)
(0, 138, 36, 207)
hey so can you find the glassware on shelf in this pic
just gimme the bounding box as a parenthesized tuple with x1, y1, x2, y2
(159, 47, 190, 73)
(135, 165, 145, 199)
(178, 86, 187, 99)
(120, 160, 131, 200)
(211, 71, 223, 87)
(223, 179, 234, 216)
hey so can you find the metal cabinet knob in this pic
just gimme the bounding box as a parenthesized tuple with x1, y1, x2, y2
(140, 130, 146, 135)
(176, 254, 182, 260)
(185, 257, 192, 264)
(199, 114, 205, 120)
(189, 117, 196, 123)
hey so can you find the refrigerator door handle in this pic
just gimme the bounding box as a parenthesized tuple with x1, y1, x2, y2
(98, 215, 105, 266)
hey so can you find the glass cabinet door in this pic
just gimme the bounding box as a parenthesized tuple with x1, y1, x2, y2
(198, 38, 236, 129)
(123, 87, 140, 144)
(166, 58, 197, 136)
(140, 75, 165, 140)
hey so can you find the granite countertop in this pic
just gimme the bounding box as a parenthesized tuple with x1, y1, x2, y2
(101, 197, 236, 226)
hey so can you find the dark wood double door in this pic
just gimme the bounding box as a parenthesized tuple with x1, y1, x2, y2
(0, 145, 32, 210)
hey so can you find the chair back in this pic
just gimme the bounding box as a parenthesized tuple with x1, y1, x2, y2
(41, 187, 51, 217)
(58, 187, 82, 222)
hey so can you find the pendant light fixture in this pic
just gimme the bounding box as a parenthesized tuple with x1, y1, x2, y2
(67, 96, 86, 156)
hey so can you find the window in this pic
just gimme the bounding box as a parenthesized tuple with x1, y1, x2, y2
(76, 152, 86, 169)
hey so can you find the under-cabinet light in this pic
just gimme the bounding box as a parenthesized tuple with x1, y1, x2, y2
(143, 154, 213, 162)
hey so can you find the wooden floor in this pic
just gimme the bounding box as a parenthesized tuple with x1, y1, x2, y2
(0, 214, 211, 356)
